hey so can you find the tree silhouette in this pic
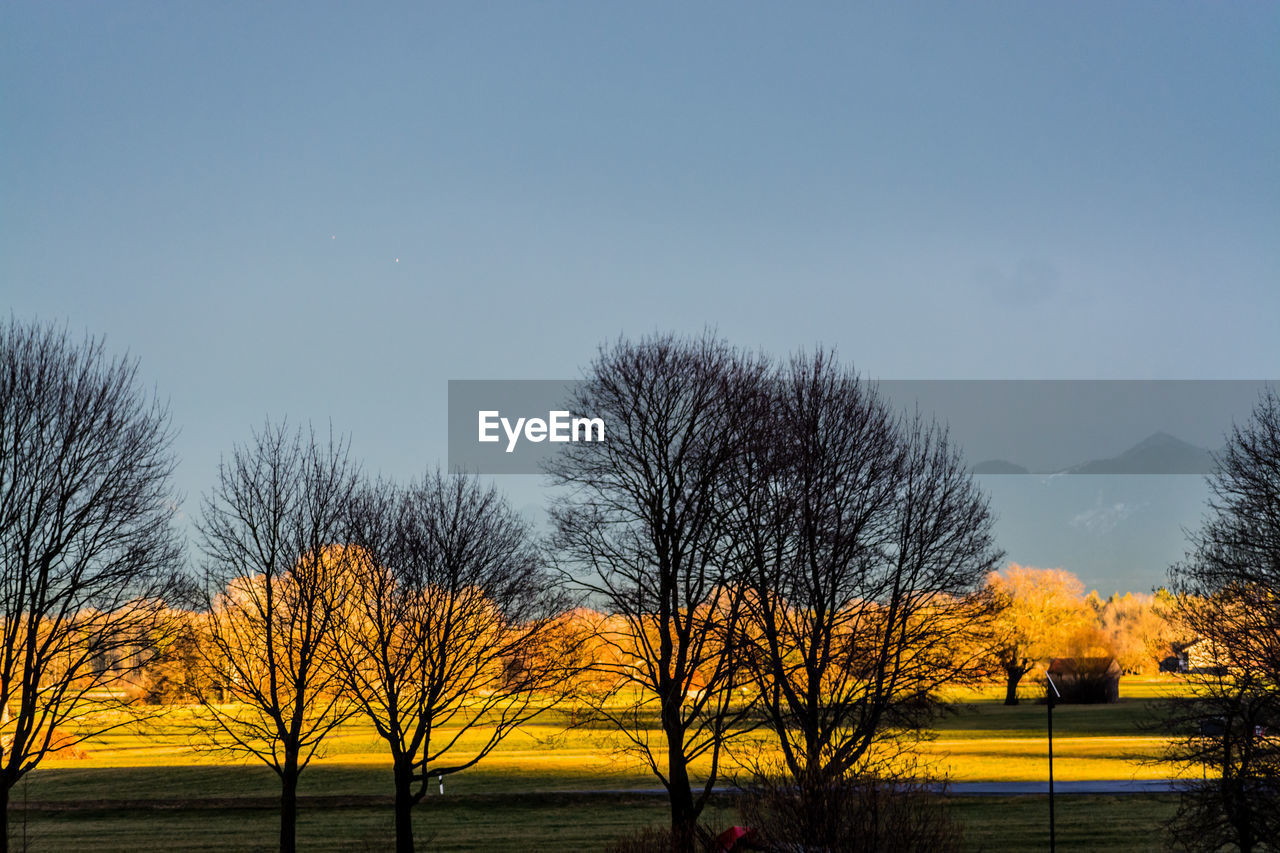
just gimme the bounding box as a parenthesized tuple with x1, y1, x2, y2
(728, 351, 1001, 844)
(0, 319, 183, 851)
(1163, 388, 1280, 852)
(196, 421, 358, 853)
(548, 333, 768, 852)
(338, 470, 573, 853)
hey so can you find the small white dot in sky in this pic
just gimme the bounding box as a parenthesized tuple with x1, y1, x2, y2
(395, 258, 399, 263)
(330, 235, 335, 239)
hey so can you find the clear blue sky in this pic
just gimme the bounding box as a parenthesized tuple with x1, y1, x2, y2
(3, 2, 1277, 590)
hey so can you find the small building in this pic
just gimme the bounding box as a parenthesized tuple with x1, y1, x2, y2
(1177, 638, 1228, 675)
(1046, 657, 1122, 704)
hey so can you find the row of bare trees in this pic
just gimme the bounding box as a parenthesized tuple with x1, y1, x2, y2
(195, 424, 572, 853)
(0, 319, 573, 853)
(0, 321, 1006, 852)
(14, 318, 1268, 853)
(549, 335, 1003, 850)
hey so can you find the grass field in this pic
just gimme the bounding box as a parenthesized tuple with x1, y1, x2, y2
(6, 794, 1182, 852)
(9, 676, 1194, 850)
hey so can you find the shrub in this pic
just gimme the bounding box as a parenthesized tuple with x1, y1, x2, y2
(738, 772, 963, 853)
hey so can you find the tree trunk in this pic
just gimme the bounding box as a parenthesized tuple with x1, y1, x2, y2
(393, 759, 415, 853)
(1, 781, 9, 853)
(1222, 739, 1255, 853)
(667, 732, 698, 853)
(799, 771, 828, 847)
(280, 753, 299, 853)
(1004, 665, 1025, 706)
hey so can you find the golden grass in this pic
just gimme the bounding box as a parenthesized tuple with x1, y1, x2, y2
(33, 675, 1195, 790)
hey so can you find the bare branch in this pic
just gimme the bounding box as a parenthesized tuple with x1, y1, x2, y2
(0, 318, 184, 848)
(193, 420, 357, 853)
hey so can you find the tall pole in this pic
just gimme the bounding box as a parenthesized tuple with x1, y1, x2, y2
(1047, 673, 1061, 852)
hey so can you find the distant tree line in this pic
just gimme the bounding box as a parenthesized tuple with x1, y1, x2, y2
(987, 564, 1188, 706)
(130, 564, 1188, 711)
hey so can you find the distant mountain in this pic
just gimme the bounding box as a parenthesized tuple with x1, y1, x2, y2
(970, 432, 1217, 476)
(971, 460, 1030, 475)
(1069, 432, 1215, 475)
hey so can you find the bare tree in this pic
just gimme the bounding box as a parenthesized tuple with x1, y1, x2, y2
(741, 354, 1001, 773)
(547, 333, 769, 852)
(0, 319, 183, 851)
(1163, 388, 1280, 852)
(728, 353, 1001, 843)
(195, 421, 357, 853)
(337, 470, 573, 853)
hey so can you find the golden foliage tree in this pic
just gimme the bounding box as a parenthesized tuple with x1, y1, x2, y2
(1088, 591, 1176, 674)
(986, 565, 1093, 705)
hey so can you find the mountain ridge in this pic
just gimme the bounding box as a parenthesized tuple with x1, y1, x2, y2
(971, 431, 1218, 475)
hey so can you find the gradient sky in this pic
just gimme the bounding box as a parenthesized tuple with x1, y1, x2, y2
(3, 2, 1277, 590)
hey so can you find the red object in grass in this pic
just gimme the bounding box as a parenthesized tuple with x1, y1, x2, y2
(716, 825, 757, 852)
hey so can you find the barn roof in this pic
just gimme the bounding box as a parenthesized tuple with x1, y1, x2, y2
(1047, 657, 1122, 676)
